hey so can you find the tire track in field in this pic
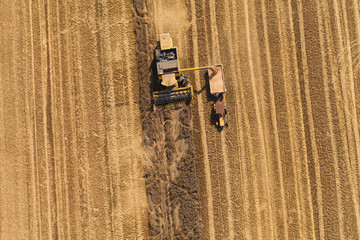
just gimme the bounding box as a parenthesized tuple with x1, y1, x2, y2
(209, 0, 236, 238)
(188, 0, 215, 238)
(191, 0, 223, 236)
(73, 2, 92, 238)
(338, 0, 360, 202)
(219, 0, 250, 238)
(220, 1, 261, 238)
(264, 1, 298, 238)
(58, 1, 84, 238)
(119, 1, 148, 235)
(350, 0, 360, 152)
(244, 1, 277, 238)
(97, 1, 124, 238)
(97, 1, 127, 238)
(340, 0, 360, 187)
(16, 3, 34, 238)
(53, 0, 72, 237)
(0, 63, 4, 239)
(199, 0, 234, 237)
(227, 0, 255, 238)
(348, 0, 360, 185)
(47, 1, 62, 238)
(0, 2, 30, 238)
(220, 0, 279, 238)
(272, 1, 303, 238)
(25, 0, 40, 238)
(16, 2, 31, 239)
(334, 0, 360, 205)
(256, 0, 290, 238)
(295, 1, 325, 238)
(45, 1, 63, 238)
(21, 1, 41, 239)
(115, 1, 148, 236)
(74, 1, 112, 238)
(42, 1, 57, 235)
(34, 0, 55, 237)
(98, 0, 148, 238)
(195, 0, 228, 236)
(315, 1, 345, 239)
(51, 1, 71, 236)
(27, 0, 42, 237)
(232, 1, 270, 238)
(328, 0, 360, 237)
(286, 1, 317, 238)
(330, 0, 360, 237)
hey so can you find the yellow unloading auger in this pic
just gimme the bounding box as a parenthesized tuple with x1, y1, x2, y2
(152, 33, 226, 108)
(180, 64, 226, 97)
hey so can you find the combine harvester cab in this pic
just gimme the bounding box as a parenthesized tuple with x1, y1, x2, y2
(152, 33, 193, 107)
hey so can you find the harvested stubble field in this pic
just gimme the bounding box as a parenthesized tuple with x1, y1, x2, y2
(1, 0, 360, 239)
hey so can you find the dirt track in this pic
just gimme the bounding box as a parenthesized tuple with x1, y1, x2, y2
(1, 0, 360, 239)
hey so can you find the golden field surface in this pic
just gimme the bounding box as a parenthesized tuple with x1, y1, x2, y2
(1, 0, 360, 239)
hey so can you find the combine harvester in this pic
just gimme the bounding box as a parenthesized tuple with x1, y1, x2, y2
(153, 33, 228, 128)
(152, 33, 193, 106)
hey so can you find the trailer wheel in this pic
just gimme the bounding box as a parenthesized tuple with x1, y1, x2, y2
(180, 77, 189, 87)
